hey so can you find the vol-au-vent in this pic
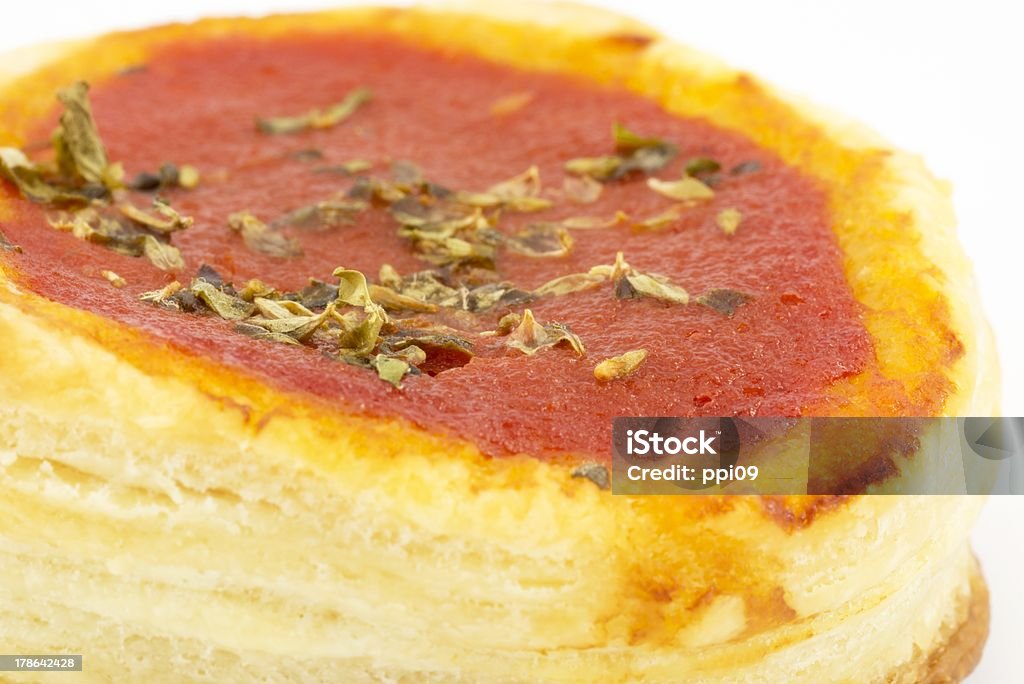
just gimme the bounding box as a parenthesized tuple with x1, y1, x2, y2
(0, 2, 999, 682)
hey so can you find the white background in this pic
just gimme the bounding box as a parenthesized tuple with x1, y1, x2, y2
(2, 1, 1021, 680)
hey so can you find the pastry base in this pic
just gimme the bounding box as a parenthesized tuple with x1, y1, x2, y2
(0, 569, 988, 683)
(904, 558, 989, 684)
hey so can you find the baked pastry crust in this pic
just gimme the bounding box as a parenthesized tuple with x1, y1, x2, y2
(0, 2, 998, 681)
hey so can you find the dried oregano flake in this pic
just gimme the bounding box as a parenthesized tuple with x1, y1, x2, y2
(53, 81, 121, 189)
(564, 122, 677, 182)
(372, 355, 411, 388)
(716, 208, 742, 235)
(533, 272, 606, 298)
(616, 272, 690, 305)
(490, 91, 534, 116)
(100, 269, 126, 287)
(332, 267, 390, 355)
(594, 349, 648, 382)
(0, 228, 21, 253)
(562, 174, 603, 204)
(274, 199, 367, 230)
(632, 205, 685, 232)
(140, 281, 183, 305)
(571, 462, 610, 490)
(560, 211, 628, 230)
(141, 235, 185, 271)
(256, 87, 372, 135)
(228, 211, 303, 257)
(191, 280, 256, 320)
(504, 223, 573, 258)
(0, 81, 122, 203)
(695, 288, 754, 316)
(484, 165, 553, 212)
(118, 199, 193, 234)
(129, 162, 199, 191)
(684, 157, 721, 177)
(646, 176, 714, 202)
(506, 308, 585, 357)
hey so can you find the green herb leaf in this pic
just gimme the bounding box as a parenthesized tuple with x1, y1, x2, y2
(1, 82, 123, 204)
(228, 211, 303, 257)
(588, 251, 633, 281)
(560, 211, 628, 230)
(319, 158, 373, 175)
(442, 282, 533, 312)
(0, 147, 88, 205)
(191, 280, 256, 320)
(332, 267, 376, 308)
(274, 199, 367, 230)
(286, 279, 337, 308)
(367, 284, 439, 313)
(562, 174, 603, 204)
(614, 144, 678, 179)
(129, 162, 179, 191)
(140, 281, 183, 306)
(612, 122, 664, 153)
(332, 267, 389, 355)
(177, 164, 200, 189)
(484, 165, 553, 212)
(48, 209, 145, 255)
(616, 272, 690, 305)
(379, 329, 474, 375)
(141, 235, 185, 271)
(100, 269, 127, 287)
(0, 227, 22, 253)
(390, 344, 427, 367)
(52, 81, 119, 188)
(583, 252, 691, 305)
(336, 312, 386, 355)
(450, 190, 502, 208)
(646, 176, 714, 201)
(234, 323, 303, 346)
(594, 348, 648, 382)
(533, 272, 607, 298)
(372, 355, 411, 388)
(378, 267, 458, 305)
(245, 307, 333, 342)
(253, 296, 315, 319)
(730, 160, 762, 175)
(504, 223, 573, 258)
(571, 462, 610, 489)
(632, 205, 685, 232)
(390, 159, 425, 187)
(684, 157, 721, 177)
(506, 308, 585, 357)
(695, 288, 753, 316)
(564, 155, 622, 181)
(716, 208, 742, 235)
(119, 199, 193, 234)
(256, 87, 372, 135)
(238, 278, 278, 302)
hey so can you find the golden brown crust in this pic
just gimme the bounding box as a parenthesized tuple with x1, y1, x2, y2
(896, 555, 989, 684)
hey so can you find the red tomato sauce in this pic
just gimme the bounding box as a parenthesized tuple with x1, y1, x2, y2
(0, 33, 873, 460)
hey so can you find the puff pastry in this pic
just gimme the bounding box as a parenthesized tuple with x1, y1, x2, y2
(0, 2, 998, 682)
